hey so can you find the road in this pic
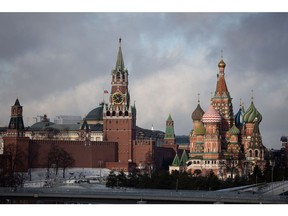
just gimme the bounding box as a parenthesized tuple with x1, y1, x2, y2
(1, 181, 288, 204)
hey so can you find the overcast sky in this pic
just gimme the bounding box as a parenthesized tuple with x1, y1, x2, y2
(0, 13, 287, 149)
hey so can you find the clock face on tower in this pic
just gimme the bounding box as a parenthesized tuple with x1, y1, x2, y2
(112, 92, 124, 104)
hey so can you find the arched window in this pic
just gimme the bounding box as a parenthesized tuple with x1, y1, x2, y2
(112, 111, 116, 116)
(255, 150, 259, 157)
(119, 111, 123, 116)
(122, 73, 125, 81)
(249, 150, 252, 157)
(106, 111, 110, 116)
(116, 72, 120, 81)
(125, 111, 129, 116)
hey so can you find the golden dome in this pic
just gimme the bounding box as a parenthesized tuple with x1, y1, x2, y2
(218, 59, 226, 68)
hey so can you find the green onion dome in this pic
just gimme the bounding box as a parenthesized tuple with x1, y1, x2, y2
(194, 122, 206, 135)
(228, 124, 240, 135)
(192, 104, 205, 121)
(243, 101, 262, 124)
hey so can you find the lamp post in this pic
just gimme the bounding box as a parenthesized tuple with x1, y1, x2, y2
(271, 160, 275, 195)
(99, 160, 103, 178)
(283, 176, 285, 193)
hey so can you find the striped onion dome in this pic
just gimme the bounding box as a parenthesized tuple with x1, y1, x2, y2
(202, 104, 221, 123)
(228, 124, 240, 135)
(194, 122, 206, 135)
(192, 104, 205, 121)
(243, 101, 262, 124)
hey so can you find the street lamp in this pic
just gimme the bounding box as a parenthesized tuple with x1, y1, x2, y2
(271, 160, 275, 195)
(98, 160, 103, 178)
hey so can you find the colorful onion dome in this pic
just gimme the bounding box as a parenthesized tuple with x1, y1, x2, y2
(228, 124, 240, 135)
(194, 122, 206, 135)
(202, 103, 221, 123)
(234, 107, 244, 127)
(243, 101, 262, 124)
(192, 104, 205, 121)
(218, 59, 226, 68)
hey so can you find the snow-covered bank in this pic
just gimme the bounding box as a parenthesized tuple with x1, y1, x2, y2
(24, 168, 114, 188)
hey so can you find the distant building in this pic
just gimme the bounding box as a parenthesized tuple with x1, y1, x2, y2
(32, 115, 50, 124)
(280, 136, 288, 168)
(54, 115, 82, 124)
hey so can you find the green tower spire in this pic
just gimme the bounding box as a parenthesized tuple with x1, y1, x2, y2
(165, 113, 175, 139)
(171, 153, 180, 166)
(115, 38, 125, 71)
(180, 150, 188, 166)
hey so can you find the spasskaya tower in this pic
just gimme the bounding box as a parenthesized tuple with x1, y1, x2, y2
(103, 38, 136, 170)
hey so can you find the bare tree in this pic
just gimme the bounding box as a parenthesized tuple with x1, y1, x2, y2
(59, 149, 75, 178)
(47, 143, 75, 178)
(28, 142, 39, 181)
(0, 144, 26, 187)
(47, 143, 62, 176)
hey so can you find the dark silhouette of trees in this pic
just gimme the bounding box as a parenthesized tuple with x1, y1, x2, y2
(47, 143, 74, 178)
(105, 169, 242, 191)
(28, 142, 39, 181)
(60, 149, 75, 178)
(0, 144, 26, 187)
(106, 171, 117, 188)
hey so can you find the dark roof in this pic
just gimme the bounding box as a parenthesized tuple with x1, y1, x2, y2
(0, 127, 7, 132)
(49, 124, 80, 131)
(90, 124, 103, 131)
(30, 121, 55, 131)
(85, 104, 105, 121)
(14, 98, 21, 106)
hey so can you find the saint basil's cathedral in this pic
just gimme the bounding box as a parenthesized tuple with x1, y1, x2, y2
(170, 57, 267, 178)
(0, 39, 267, 179)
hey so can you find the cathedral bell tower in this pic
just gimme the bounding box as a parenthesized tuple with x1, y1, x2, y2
(103, 39, 136, 170)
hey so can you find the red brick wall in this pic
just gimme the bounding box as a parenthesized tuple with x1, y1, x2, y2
(3, 136, 30, 172)
(28, 140, 118, 168)
(132, 140, 154, 165)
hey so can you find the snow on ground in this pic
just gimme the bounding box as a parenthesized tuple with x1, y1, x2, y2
(24, 168, 114, 188)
